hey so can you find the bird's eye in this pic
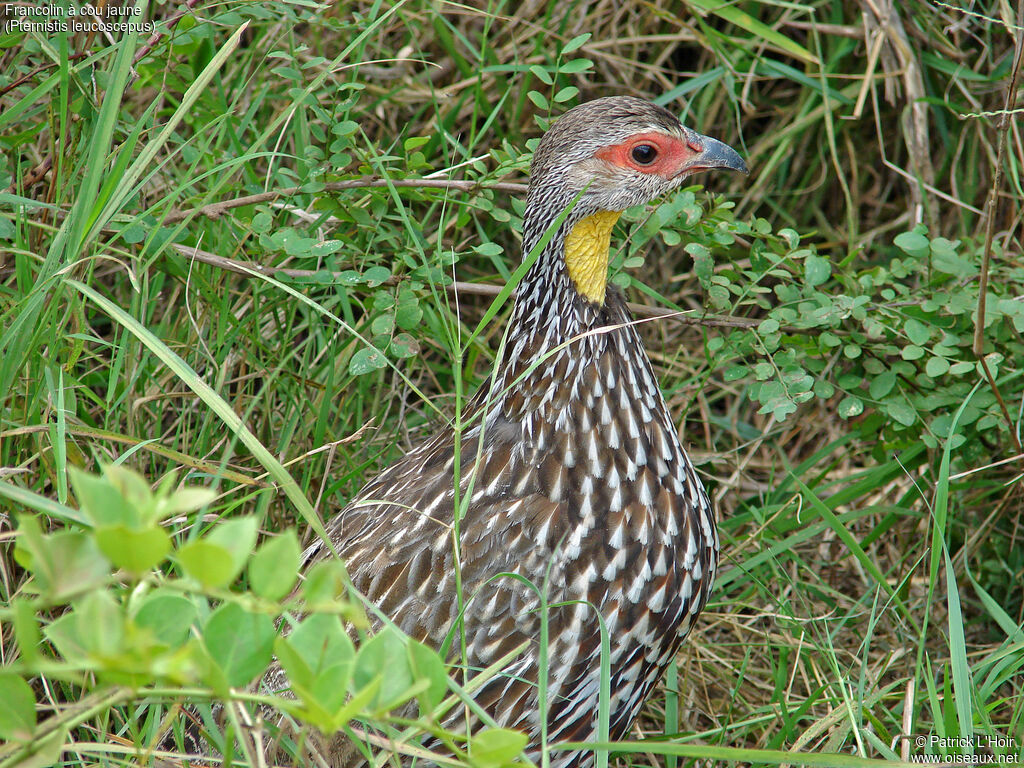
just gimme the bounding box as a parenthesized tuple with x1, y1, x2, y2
(631, 144, 657, 165)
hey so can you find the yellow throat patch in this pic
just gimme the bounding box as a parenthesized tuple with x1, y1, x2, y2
(563, 210, 622, 305)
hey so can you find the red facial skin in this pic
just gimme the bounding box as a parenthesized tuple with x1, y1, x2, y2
(594, 131, 704, 179)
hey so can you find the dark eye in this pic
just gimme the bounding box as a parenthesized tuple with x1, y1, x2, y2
(631, 144, 657, 165)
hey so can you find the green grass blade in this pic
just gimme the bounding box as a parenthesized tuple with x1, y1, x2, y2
(943, 546, 973, 741)
(789, 474, 907, 617)
(0, 480, 91, 526)
(685, 0, 819, 64)
(63, 278, 322, 537)
(557, 739, 922, 766)
(85, 23, 249, 245)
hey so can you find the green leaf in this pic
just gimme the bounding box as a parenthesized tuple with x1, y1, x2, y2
(307, 657, 353, 716)
(121, 221, 147, 244)
(528, 64, 553, 85)
(407, 638, 447, 715)
(931, 237, 975, 277)
(395, 302, 423, 331)
(203, 603, 275, 687)
(95, 524, 171, 574)
(686, 242, 712, 287)
(349, 347, 387, 375)
(12, 598, 40, 666)
(391, 333, 420, 358)
(371, 312, 395, 335)
(925, 357, 950, 377)
(526, 90, 548, 109)
(0, 672, 36, 741)
(274, 638, 312, 696)
(475, 242, 503, 257)
(177, 540, 237, 588)
(326, 675, 380, 732)
(894, 230, 929, 257)
(813, 379, 834, 398)
(45, 589, 124, 660)
(838, 396, 864, 419)
(903, 318, 931, 346)
(333, 270, 362, 286)
(723, 365, 748, 382)
(14, 518, 109, 600)
(311, 240, 344, 257)
(332, 120, 359, 136)
(771, 400, 798, 420)
(352, 627, 414, 711)
(68, 465, 135, 527)
(363, 265, 391, 286)
(249, 531, 302, 601)
(104, 464, 157, 516)
(553, 86, 579, 103)
(469, 728, 529, 768)
(868, 370, 897, 400)
(206, 517, 259, 581)
(134, 593, 198, 649)
(301, 560, 350, 609)
(251, 211, 272, 232)
(404, 136, 429, 151)
(885, 399, 917, 426)
(288, 614, 355, 681)
(279, 614, 355, 714)
(901, 344, 925, 361)
(560, 32, 591, 54)
(804, 254, 830, 287)
(820, 331, 842, 348)
(558, 58, 593, 73)
(159, 486, 216, 517)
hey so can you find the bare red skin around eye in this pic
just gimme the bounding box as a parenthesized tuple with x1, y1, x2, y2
(594, 131, 701, 179)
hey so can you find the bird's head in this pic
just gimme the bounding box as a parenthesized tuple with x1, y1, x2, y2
(524, 96, 747, 305)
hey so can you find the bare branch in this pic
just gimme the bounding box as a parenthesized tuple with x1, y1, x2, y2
(162, 177, 529, 225)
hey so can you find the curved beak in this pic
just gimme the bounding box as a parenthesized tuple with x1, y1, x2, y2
(678, 131, 748, 176)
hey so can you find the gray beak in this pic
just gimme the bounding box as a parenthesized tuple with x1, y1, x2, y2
(680, 132, 748, 176)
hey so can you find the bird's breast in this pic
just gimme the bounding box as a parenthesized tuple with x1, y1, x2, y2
(483, 321, 717, 641)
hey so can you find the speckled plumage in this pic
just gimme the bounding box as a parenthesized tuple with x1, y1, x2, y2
(285, 96, 745, 767)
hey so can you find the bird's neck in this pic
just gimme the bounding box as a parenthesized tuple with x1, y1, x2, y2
(502, 207, 631, 392)
(520, 203, 622, 311)
(562, 210, 621, 305)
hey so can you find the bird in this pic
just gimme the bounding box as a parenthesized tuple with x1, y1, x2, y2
(289, 96, 747, 766)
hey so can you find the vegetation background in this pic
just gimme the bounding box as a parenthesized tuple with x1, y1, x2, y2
(0, 0, 1022, 766)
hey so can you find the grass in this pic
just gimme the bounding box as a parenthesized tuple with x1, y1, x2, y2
(1, 0, 1023, 766)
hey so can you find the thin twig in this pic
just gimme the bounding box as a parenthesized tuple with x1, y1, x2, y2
(162, 177, 529, 224)
(169, 243, 812, 333)
(973, 4, 1024, 453)
(13, 155, 53, 191)
(0, 51, 91, 96)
